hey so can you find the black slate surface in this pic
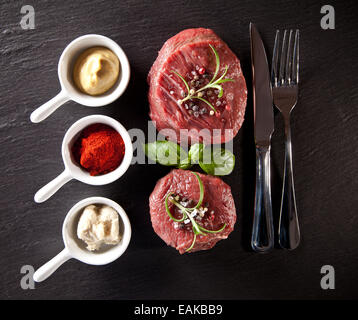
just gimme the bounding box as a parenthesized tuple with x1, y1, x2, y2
(1, 0, 357, 300)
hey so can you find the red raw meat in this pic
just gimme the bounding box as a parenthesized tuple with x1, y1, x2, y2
(148, 28, 247, 144)
(149, 169, 236, 254)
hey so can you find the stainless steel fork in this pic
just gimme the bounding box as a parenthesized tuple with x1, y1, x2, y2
(271, 30, 300, 250)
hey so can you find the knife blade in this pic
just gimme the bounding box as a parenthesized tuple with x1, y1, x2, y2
(250, 23, 274, 145)
(250, 23, 274, 252)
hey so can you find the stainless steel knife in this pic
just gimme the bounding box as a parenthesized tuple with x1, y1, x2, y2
(250, 23, 275, 252)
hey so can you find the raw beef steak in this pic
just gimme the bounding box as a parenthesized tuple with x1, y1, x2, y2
(148, 28, 247, 144)
(149, 169, 236, 253)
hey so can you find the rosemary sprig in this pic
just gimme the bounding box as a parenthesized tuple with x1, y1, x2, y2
(165, 171, 226, 252)
(172, 44, 235, 112)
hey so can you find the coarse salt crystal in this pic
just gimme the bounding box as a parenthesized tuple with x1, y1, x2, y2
(184, 219, 190, 224)
(227, 93, 234, 101)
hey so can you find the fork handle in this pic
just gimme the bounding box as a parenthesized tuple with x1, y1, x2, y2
(251, 145, 274, 252)
(278, 118, 300, 250)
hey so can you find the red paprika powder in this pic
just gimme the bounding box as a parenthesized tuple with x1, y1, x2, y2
(72, 123, 125, 176)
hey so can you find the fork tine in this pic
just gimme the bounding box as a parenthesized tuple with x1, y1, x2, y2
(285, 30, 293, 84)
(292, 30, 299, 84)
(279, 30, 288, 85)
(271, 30, 280, 87)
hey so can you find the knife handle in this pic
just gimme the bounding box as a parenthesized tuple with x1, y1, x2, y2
(251, 145, 274, 252)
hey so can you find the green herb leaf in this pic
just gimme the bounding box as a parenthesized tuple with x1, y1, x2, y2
(210, 84, 224, 98)
(171, 70, 190, 95)
(216, 78, 235, 84)
(198, 223, 227, 234)
(208, 44, 220, 85)
(217, 65, 229, 81)
(177, 157, 192, 170)
(185, 233, 197, 252)
(192, 96, 217, 112)
(165, 193, 186, 222)
(188, 143, 205, 164)
(172, 45, 234, 113)
(144, 141, 188, 167)
(164, 171, 226, 252)
(191, 172, 204, 209)
(199, 147, 235, 176)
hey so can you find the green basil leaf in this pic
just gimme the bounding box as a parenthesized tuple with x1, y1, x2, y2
(177, 157, 192, 169)
(188, 143, 205, 164)
(143, 142, 158, 163)
(144, 141, 188, 167)
(199, 147, 235, 176)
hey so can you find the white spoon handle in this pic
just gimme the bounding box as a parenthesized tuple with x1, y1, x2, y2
(34, 170, 72, 203)
(30, 91, 70, 123)
(33, 249, 72, 282)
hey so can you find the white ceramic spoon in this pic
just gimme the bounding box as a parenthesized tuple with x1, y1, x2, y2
(33, 197, 132, 282)
(30, 34, 130, 123)
(34, 114, 133, 203)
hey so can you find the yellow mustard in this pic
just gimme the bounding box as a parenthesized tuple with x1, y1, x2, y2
(73, 46, 120, 96)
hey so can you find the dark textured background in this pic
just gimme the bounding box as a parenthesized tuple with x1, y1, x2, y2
(1, 0, 357, 300)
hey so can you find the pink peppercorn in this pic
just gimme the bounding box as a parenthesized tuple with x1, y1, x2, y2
(198, 67, 206, 75)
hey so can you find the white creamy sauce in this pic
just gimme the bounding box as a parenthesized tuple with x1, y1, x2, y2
(77, 204, 121, 251)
